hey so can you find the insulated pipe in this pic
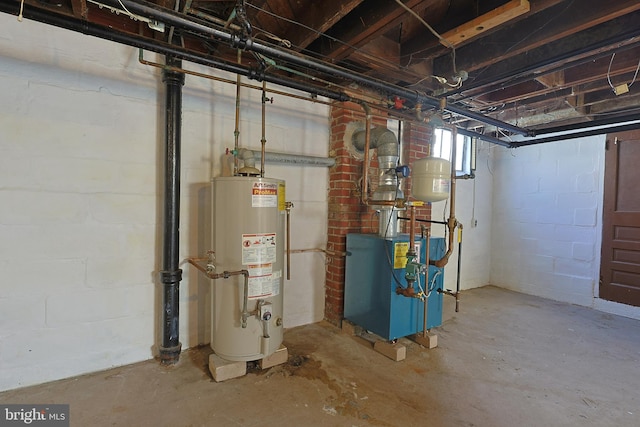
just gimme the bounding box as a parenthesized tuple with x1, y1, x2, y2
(236, 148, 260, 175)
(238, 149, 335, 167)
(159, 56, 185, 365)
(257, 152, 335, 167)
(97, 0, 531, 137)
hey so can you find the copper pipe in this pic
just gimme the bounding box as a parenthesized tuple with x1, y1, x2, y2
(233, 50, 242, 175)
(260, 81, 267, 178)
(361, 102, 372, 206)
(456, 225, 463, 312)
(396, 286, 418, 298)
(285, 202, 293, 280)
(138, 51, 419, 129)
(408, 204, 416, 258)
(288, 248, 348, 257)
(186, 257, 252, 327)
(396, 205, 419, 298)
(423, 227, 431, 338)
(430, 125, 458, 268)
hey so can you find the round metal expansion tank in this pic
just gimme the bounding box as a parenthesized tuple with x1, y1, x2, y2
(412, 156, 451, 202)
(211, 176, 285, 361)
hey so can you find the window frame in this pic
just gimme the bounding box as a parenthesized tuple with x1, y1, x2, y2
(432, 128, 477, 179)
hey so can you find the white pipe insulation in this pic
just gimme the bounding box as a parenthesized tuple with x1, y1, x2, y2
(237, 148, 335, 168)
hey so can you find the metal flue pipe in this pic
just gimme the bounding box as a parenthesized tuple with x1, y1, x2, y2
(159, 56, 184, 365)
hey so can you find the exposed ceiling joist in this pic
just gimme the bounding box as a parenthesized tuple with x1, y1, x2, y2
(1, 0, 639, 143)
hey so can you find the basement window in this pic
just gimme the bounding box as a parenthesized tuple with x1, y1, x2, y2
(432, 128, 476, 179)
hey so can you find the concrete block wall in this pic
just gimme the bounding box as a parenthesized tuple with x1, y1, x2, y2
(0, 15, 328, 391)
(489, 137, 604, 307)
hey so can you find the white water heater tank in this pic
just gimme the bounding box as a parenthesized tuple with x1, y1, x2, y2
(412, 156, 451, 202)
(211, 176, 286, 361)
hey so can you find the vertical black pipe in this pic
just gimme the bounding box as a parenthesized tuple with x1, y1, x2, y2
(159, 56, 185, 364)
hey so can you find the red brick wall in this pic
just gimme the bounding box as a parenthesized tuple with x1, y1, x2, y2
(324, 102, 434, 325)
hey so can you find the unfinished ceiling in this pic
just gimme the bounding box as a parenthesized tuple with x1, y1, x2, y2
(3, 0, 640, 140)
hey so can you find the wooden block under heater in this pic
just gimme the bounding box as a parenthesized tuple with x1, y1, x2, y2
(373, 340, 407, 362)
(259, 345, 289, 369)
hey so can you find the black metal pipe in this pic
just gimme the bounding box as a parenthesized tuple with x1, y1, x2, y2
(158, 56, 184, 365)
(457, 128, 513, 148)
(0, 2, 349, 102)
(513, 122, 640, 147)
(442, 13, 640, 101)
(1, 3, 521, 147)
(455, 227, 462, 313)
(533, 115, 640, 136)
(99, 0, 531, 136)
(398, 217, 448, 226)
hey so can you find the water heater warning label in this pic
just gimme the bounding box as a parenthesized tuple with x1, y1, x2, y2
(247, 263, 276, 299)
(242, 233, 277, 265)
(252, 182, 278, 207)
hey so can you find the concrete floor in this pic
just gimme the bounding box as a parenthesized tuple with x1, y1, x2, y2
(2, 286, 640, 426)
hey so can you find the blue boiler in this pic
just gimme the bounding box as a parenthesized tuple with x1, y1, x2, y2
(344, 233, 445, 341)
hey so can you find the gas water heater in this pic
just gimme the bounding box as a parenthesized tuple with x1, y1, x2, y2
(211, 176, 286, 361)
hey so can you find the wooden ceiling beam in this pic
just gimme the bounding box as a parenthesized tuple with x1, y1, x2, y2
(308, 0, 434, 62)
(440, 0, 530, 47)
(433, 0, 640, 77)
(279, 0, 363, 51)
(70, 0, 88, 19)
(400, 0, 564, 67)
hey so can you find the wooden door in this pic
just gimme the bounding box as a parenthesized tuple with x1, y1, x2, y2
(600, 129, 640, 306)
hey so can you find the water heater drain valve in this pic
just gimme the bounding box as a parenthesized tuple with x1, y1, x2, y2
(258, 301, 272, 338)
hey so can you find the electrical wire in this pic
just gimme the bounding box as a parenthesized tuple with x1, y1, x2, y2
(244, 2, 428, 82)
(17, 0, 24, 21)
(392, 0, 457, 74)
(607, 52, 640, 93)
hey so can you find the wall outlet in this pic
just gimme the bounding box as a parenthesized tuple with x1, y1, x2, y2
(471, 219, 478, 228)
